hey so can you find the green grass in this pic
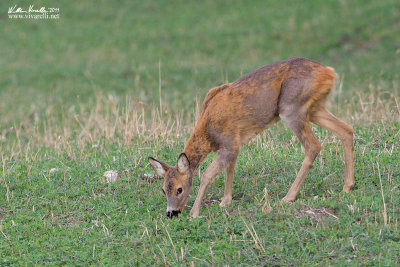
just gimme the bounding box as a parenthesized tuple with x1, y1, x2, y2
(1, 0, 399, 265)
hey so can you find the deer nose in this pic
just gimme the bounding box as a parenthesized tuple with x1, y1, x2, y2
(166, 210, 181, 218)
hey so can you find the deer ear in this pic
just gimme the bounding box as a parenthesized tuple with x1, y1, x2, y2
(148, 157, 170, 177)
(177, 153, 190, 174)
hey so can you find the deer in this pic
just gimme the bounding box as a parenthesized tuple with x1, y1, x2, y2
(148, 57, 354, 218)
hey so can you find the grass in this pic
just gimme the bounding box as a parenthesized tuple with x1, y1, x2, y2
(1, 0, 400, 265)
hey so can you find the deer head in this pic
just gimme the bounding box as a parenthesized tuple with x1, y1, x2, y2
(148, 153, 193, 218)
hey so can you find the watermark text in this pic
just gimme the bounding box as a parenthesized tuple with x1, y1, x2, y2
(8, 5, 60, 20)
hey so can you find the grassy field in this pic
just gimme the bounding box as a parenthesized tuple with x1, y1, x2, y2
(1, 0, 399, 265)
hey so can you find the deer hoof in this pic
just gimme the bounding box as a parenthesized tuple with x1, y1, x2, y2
(190, 208, 200, 218)
(343, 184, 354, 193)
(220, 197, 232, 207)
(281, 196, 295, 204)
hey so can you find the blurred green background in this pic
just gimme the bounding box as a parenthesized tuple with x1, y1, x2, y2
(1, 0, 399, 127)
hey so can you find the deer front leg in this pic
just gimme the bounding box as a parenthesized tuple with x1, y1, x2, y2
(191, 150, 232, 218)
(220, 153, 238, 207)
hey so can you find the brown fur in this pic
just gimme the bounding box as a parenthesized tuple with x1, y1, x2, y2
(149, 57, 354, 218)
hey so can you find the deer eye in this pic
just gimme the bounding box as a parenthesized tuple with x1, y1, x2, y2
(177, 188, 183, 194)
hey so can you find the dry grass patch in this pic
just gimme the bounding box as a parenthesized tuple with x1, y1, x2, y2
(292, 207, 339, 223)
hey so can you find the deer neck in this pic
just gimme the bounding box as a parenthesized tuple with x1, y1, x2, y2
(183, 129, 210, 173)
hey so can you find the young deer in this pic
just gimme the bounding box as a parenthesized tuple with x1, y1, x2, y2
(149, 57, 354, 218)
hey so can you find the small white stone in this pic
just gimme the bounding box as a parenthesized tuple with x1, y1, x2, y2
(50, 168, 58, 174)
(103, 170, 119, 183)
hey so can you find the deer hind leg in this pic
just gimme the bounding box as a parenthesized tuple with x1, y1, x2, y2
(281, 112, 321, 202)
(220, 153, 238, 207)
(191, 149, 236, 218)
(310, 108, 354, 192)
